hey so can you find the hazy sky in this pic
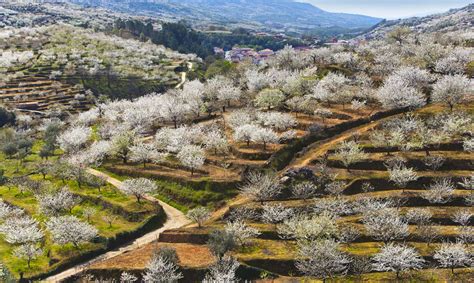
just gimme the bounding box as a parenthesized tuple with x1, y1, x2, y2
(300, 0, 472, 19)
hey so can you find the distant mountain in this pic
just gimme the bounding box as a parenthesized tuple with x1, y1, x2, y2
(360, 4, 473, 40)
(68, 0, 382, 34)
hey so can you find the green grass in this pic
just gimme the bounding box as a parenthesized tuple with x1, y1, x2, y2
(98, 167, 235, 211)
(0, 143, 159, 278)
(0, 184, 151, 277)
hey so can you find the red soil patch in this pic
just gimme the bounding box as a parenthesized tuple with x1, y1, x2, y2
(90, 242, 214, 270)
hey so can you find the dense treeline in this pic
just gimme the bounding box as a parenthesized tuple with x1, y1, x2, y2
(0, 107, 15, 127)
(114, 20, 304, 58)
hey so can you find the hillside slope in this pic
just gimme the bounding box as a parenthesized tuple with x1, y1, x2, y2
(69, 0, 382, 33)
(361, 4, 473, 39)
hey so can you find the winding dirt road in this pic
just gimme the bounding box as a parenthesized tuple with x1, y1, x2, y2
(45, 169, 190, 283)
(46, 61, 196, 282)
(287, 111, 406, 170)
(175, 62, 193, 89)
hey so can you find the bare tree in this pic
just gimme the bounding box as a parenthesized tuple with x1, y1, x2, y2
(204, 255, 240, 283)
(261, 204, 294, 227)
(338, 225, 361, 246)
(82, 207, 96, 223)
(325, 180, 347, 196)
(423, 156, 446, 171)
(417, 224, 439, 247)
(102, 214, 118, 228)
(239, 172, 281, 204)
(333, 141, 368, 170)
(292, 181, 318, 201)
(452, 209, 472, 226)
(422, 178, 455, 204)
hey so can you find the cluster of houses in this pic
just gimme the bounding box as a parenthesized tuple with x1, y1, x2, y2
(215, 39, 362, 64)
(213, 47, 275, 64)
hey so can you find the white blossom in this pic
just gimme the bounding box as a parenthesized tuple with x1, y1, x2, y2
(204, 255, 240, 283)
(46, 216, 97, 248)
(422, 178, 455, 204)
(372, 243, 424, 278)
(432, 74, 471, 110)
(57, 126, 92, 153)
(142, 254, 183, 283)
(0, 216, 43, 244)
(38, 187, 79, 216)
(177, 145, 206, 175)
(363, 208, 409, 242)
(225, 220, 260, 246)
(434, 242, 472, 273)
(186, 207, 211, 228)
(119, 178, 157, 203)
(296, 239, 350, 280)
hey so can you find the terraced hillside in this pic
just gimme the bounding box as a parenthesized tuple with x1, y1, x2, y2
(0, 72, 91, 117)
(0, 2, 472, 281)
(86, 103, 473, 281)
(0, 24, 195, 118)
(98, 97, 385, 211)
(0, 135, 165, 279)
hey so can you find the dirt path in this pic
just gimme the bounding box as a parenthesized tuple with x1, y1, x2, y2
(175, 62, 193, 89)
(45, 169, 190, 283)
(288, 114, 402, 170)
